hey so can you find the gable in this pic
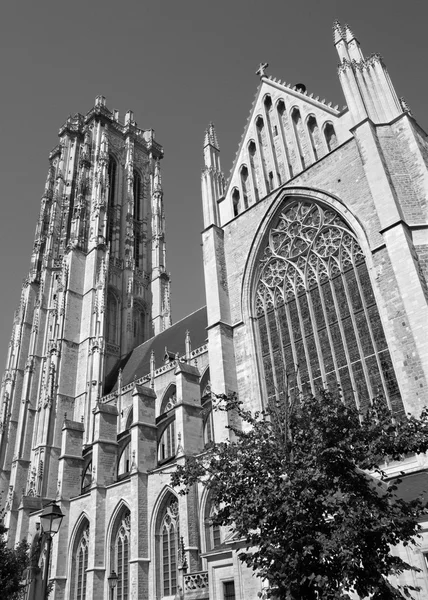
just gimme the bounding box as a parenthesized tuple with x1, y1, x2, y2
(219, 77, 352, 225)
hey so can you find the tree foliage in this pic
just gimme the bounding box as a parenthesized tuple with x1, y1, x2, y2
(171, 391, 428, 599)
(0, 515, 29, 600)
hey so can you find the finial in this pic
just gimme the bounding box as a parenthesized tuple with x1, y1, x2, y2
(333, 20, 344, 44)
(207, 123, 219, 150)
(344, 23, 357, 43)
(256, 62, 269, 78)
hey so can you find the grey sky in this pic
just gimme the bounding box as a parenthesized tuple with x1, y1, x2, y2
(1, 0, 427, 367)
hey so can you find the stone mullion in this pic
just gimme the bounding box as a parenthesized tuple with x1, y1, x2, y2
(306, 283, 328, 392)
(327, 275, 360, 407)
(273, 302, 290, 397)
(316, 279, 343, 387)
(282, 299, 302, 394)
(261, 302, 280, 403)
(295, 290, 320, 394)
(340, 265, 373, 403)
(353, 259, 392, 407)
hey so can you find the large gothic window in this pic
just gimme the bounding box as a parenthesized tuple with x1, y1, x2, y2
(112, 509, 130, 600)
(255, 199, 403, 414)
(159, 497, 179, 597)
(71, 520, 89, 600)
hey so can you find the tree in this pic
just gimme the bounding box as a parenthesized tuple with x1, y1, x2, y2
(0, 514, 29, 600)
(171, 391, 428, 599)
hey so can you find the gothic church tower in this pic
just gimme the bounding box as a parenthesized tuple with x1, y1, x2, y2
(0, 97, 170, 536)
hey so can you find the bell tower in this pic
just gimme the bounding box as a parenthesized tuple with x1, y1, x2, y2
(0, 97, 170, 537)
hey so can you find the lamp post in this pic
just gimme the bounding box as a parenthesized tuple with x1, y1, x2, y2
(40, 501, 64, 600)
(108, 571, 118, 600)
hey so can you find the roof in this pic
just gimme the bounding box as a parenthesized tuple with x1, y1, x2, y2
(104, 306, 207, 393)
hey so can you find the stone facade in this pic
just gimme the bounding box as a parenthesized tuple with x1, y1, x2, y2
(1, 21, 428, 600)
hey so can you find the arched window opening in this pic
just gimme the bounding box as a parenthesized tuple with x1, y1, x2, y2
(200, 371, 214, 446)
(307, 116, 323, 162)
(125, 407, 133, 430)
(107, 157, 117, 246)
(255, 199, 404, 415)
(133, 171, 141, 220)
(291, 108, 308, 169)
(248, 141, 259, 202)
(72, 520, 90, 600)
(107, 291, 119, 346)
(158, 497, 179, 597)
(264, 96, 281, 187)
(325, 122, 338, 151)
(112, 509, 130, 600)
(81, 461, 92, 494)
(256, 117, 269, 193)
(158, 421, 176, 463)
(205, 501, 222, 551)
(118, 442, 131, 478)
(232, 188, 240, 217)
(133, 306, 145, 346)
(240, 166, 250, 208)
(277, 100, 294, 178)
(161, 385, 177, 415)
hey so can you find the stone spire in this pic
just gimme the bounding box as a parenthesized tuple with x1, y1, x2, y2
(201, 123, 225, 228)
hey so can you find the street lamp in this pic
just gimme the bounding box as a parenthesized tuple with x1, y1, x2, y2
(108, 571, 118, 600)
(40, 501, 64, 599)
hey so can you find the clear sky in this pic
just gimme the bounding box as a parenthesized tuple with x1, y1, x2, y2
(0, 0, 427, 368)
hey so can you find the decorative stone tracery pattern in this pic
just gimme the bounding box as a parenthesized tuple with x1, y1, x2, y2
(255, 199, 403, 412)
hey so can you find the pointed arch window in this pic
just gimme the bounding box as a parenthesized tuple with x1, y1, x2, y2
(248, 141, 260, 202)
(254, 199, 404, 414)
(118, 442, 131, 478)
(81, 461, 92, 494)
(200, 371, 214, 446)
(133, 305, 145, 346)
(232, 188, 240, 217)
(133, 171, 141, 220)
(158, 498, 179, 597)
(240, 166, 250, 208)
(291, 108, 308, 169)
(107, 156, 118, 246)
(307, 116, 323, 161)
(72, 521, 89, 600)
(112, 509, 130, 600)
(205, 500, 222, 551)
(324, 123, 338, 151)
(107, 290, 120, 345)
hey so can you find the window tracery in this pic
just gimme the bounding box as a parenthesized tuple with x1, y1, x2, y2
(160, 499, 179, 597)
(72, 522, 89, 600)
(114, 510, 130, 600)
(255, 199, 403, 413)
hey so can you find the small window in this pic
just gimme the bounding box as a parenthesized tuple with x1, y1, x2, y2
(273, 125, 278, 136)
(159, 421, 176, 463)
(223, 581, 236, 600)
(118, 443, 131, 478)
(81, 461, 92, 494)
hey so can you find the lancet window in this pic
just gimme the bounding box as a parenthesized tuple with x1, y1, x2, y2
(107, 156, 117, 247)
(324, 123, 338, 151)
(307, 116, 323, 161)
(205, 501, 221, 551)
(232, 188, 240, 217)
(72, 522, 89, 600)
(107, 290, 120, 345)
(159, 498, 179, 597)
(113, 510, 130, 600)
(255, 199, 403, 414)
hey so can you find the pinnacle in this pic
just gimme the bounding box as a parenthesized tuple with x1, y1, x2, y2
(344, 23, 357, 43)
(204, 122, 220, 150)
(333, 20, 345, 44)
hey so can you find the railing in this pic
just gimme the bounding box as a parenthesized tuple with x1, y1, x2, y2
(184, 571, 209, 599)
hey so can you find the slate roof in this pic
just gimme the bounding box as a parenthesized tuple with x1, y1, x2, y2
(104, 306, 208, 393)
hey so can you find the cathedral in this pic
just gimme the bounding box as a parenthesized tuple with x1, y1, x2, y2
(1, 21, 428, 600)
